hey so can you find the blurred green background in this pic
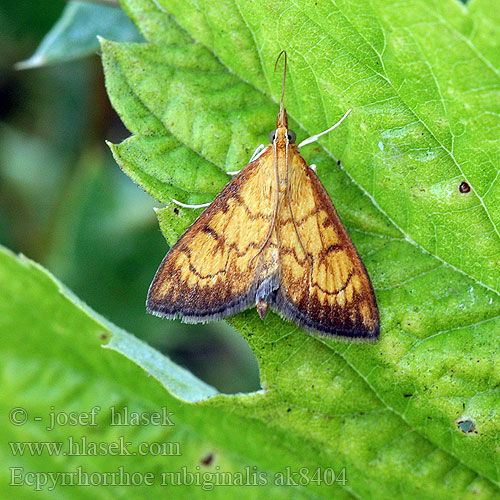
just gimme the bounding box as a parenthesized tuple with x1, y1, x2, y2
(0, 0, 259, 394)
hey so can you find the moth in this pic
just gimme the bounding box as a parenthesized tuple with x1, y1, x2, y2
(147, 52, 379, 341)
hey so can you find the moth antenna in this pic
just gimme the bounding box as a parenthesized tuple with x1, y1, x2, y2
(275, 50, 287, 127)
(298, 109, 352, 149)
(284, 139, 313, 275)
(274, 52, 313, 274)
(249, 51, 288, 268)
(249, 139, 280, 268)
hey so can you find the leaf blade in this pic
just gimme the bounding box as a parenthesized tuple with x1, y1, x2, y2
(103, 0, 500, 492)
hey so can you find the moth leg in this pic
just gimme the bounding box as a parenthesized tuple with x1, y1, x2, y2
(309, 164, 317, 173)
(227, 144, 266, 176)
(171, 198, 211, 209)
(298, 109, 352, 149)
(250, 144, 266, 162)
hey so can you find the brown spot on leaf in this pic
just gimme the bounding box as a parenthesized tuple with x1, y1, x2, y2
(200, 453, 214, 466)
(459, 181, 471, 194)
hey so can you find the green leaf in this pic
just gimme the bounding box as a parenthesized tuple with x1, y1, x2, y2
(17, 0, 142, 69)
(1, 243, 496, 499)
(101, 0, 500, 496)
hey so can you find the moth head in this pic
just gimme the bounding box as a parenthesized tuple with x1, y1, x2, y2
(268, 128, 296, 144)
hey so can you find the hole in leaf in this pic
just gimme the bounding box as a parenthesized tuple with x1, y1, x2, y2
(456, 418, 476, 433)
(166, 322, 260, 394)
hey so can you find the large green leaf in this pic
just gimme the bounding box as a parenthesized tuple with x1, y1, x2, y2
(100, 0, 500, 497)
(0, 242, 495, 499)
